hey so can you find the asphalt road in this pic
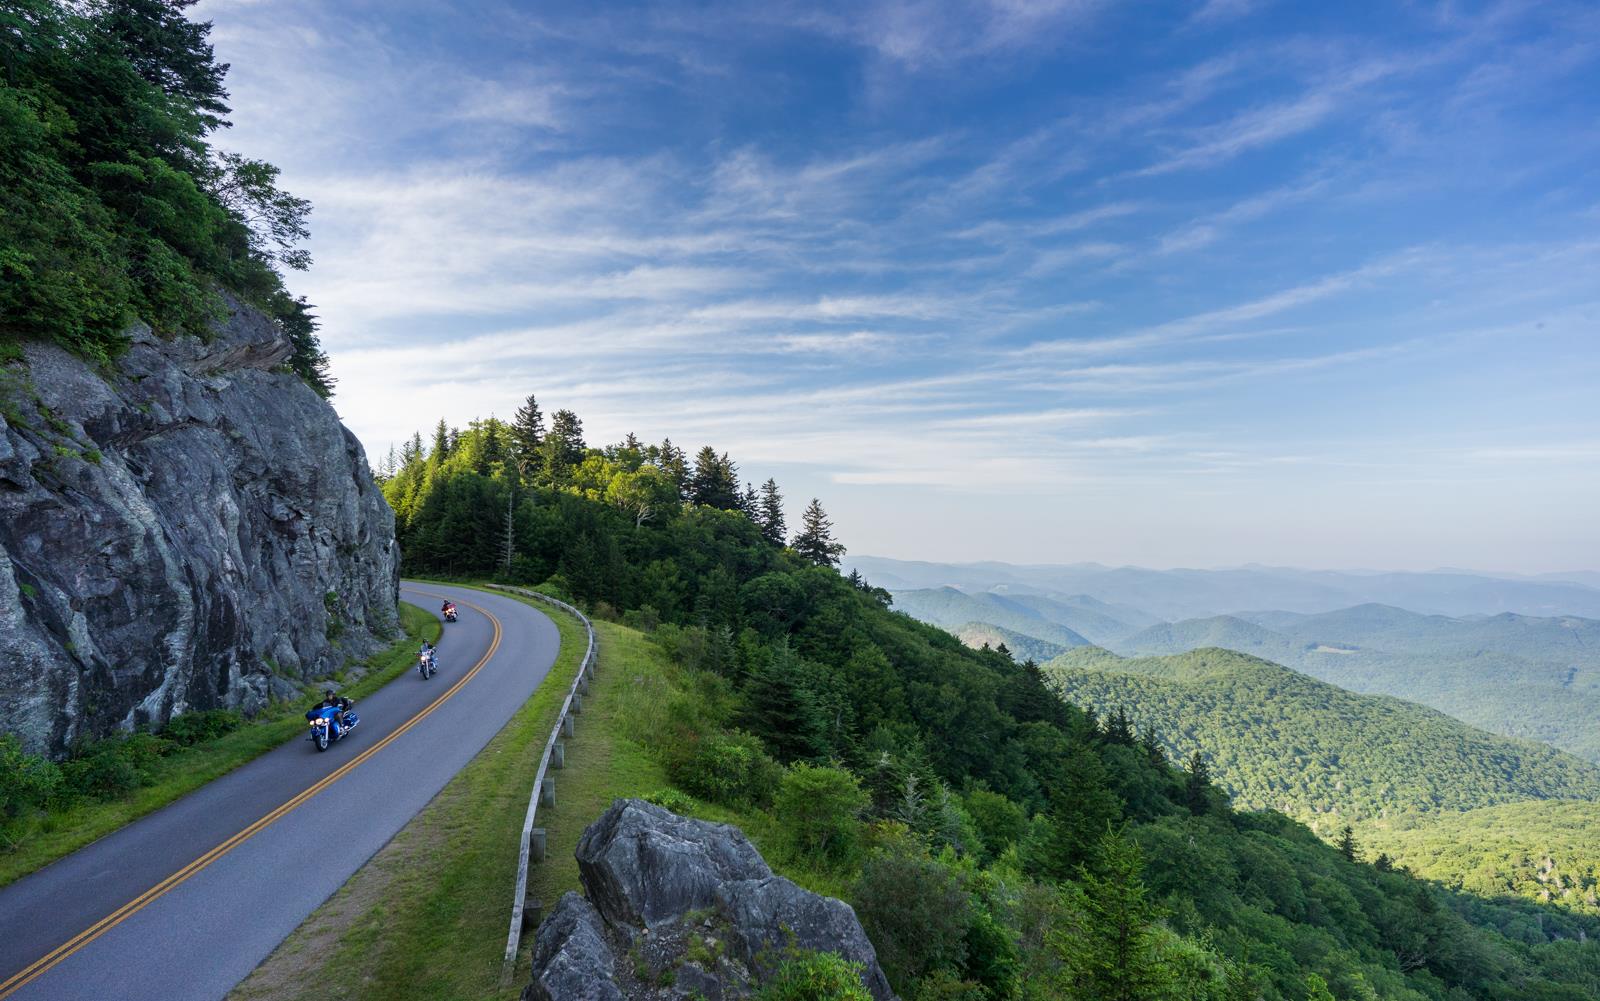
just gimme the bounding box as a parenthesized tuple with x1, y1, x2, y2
(0, 583, 560, 1001)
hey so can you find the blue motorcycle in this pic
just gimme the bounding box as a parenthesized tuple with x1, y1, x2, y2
(305, 702, 359, 751)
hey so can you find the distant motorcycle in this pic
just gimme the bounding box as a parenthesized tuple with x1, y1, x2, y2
(419, 649, 437, 680)
(305, 703, 359, 752)
(443, 604, 458, 623)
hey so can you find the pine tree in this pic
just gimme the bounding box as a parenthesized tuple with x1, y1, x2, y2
(540, 410, 585, 486)
(1336, 825, 1360, 862)
(1104, 706, 1135, 746)
(1184, 749, 1212, 816)
(689, 447, 740, 509)
(1052, 828, 1171, 1001)
(100, 0, 232, 130)
(758, 478, 786, 546)
(510, 393, 544, 468)
(656, 438, 690, 499)
(1138, 729, 1166, 767)
(791, 498, 845, 567)
(740, 482, 759, 519)
(429, 419, 450, 468)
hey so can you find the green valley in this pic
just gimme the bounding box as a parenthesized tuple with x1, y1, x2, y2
(1041, 646, 1600, 824)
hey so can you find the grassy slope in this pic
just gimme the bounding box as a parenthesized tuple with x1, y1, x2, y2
(230, 585, 586, 1001)
(0, 604, 436, 888)
(1042, 646, 1600, 826)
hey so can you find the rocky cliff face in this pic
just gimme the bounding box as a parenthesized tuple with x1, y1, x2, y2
(527, 799, 895, 1001)
(0, 298, 399, 756)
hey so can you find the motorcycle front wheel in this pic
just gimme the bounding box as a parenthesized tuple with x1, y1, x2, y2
(315, 727, 329, 751)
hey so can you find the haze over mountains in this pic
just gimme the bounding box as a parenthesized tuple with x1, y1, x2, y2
(850, 556, 1600, 620)
(863, 556, 1600, 763)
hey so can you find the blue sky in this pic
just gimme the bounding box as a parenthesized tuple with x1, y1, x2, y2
(197, 0, 1600, 571)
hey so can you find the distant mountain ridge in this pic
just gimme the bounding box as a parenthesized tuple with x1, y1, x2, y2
(1041, 646, 1600, 825)
(850, 555, 1600, 619)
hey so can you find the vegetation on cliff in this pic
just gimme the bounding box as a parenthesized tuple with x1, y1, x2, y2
(0, 0, 329, 392)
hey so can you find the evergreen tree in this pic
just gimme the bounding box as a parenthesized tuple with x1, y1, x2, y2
(740, 482, 759, 519)
(1053, 828, 1171, 1001)
(540, 409, 585, 487)
(792, 498, 846, 567)
(1139, 729, 1166, 767)
(1184, 749, 1212, 816)
(427, 419, 450, 474)
(656, 438, 690, 499)
(510, 393, 544, 468)
(758, 478, 786, 546)
(1336, 825, 1360, 862)
(99, 0, 231, 130)
(689, 446, 740, 509)
(1104, 706, 1135, 746)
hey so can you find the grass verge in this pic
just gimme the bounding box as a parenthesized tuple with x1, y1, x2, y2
(229, 584, 587, 1001)
(0, 604, 437, 889)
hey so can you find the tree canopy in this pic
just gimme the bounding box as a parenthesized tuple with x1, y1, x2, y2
(0, 0, 329, 392)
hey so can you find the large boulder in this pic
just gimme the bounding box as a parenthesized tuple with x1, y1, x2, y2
(0, 296, 399, 755)
(576, 797, 770, 929)
(527, 893, 624, 1001)
(529, 799, 895, 1000)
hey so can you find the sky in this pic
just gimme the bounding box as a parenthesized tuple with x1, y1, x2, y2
(194, 0, 1600, 572)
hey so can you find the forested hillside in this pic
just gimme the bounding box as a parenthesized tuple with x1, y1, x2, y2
(1361, 801, 1600, 918)
(1041, 647, 1600, 823)
(380, 402, 1600, 1001)
(953, 622, 1069, 664)
(0, 0, 329, 389)
(1116, 607, 1600, 762)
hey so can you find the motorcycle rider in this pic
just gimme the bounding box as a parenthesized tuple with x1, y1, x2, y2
(420, 639, 437, 669)
(318, 688, 351, 728)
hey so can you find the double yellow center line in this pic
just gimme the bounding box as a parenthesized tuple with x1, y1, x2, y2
(0, 592, 501, 1000)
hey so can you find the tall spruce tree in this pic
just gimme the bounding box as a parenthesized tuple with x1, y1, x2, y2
(792, 498, 845, 567)
(1336, 825, 1360, 862)
(540, 409, 585, 486)
(510, 393, 544, 468)
(1053, 828, 1171, 1001)
(99, 0, 231, 130)
(656, 438, 690, 499)
(758, 478, 786, 546)
(1183, 749, 1212, 816)
(689, 446, 739, 509)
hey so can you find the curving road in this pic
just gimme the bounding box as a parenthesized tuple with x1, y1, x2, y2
(0, 583, 559, 1001)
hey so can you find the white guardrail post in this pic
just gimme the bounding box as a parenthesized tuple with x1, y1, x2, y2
(488, 584, 598, 980)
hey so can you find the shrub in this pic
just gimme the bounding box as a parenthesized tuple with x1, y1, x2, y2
(622, 604, 661, 632)
(159, 708, 244, 747)
(668, 729, 783, 808)
(910, 969, 986, 1001)
(60, 734, 163, 800)
(773, 763, 868, 864)
(0, 734, 62, 821)
(755, 950, 871, 1001)
(854, 840, 972, 989)
(643, 788, 698, 813)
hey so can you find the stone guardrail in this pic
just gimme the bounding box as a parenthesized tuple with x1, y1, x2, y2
(485, 584, 598, 977)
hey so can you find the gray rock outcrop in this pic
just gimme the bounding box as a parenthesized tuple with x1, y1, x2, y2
(527, 798, 894, 1001)
(0, 297, 399, 755)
